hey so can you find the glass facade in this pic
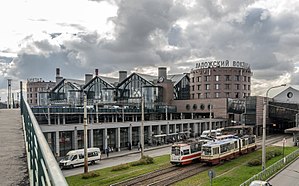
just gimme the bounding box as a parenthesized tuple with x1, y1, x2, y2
(59, 131, 73, 156)
(84, 77, 115, 103)
(174, 76, 190, 100)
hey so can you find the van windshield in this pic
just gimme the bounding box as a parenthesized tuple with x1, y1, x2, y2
(63, 155, 72, 161)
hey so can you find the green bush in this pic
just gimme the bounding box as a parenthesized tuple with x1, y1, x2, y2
(131, 155, 154, 166)
(111, 164, 130, 171)
(247, 158, 261, 166)
(81, 172, 99, 179)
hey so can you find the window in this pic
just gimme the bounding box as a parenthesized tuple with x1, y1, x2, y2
(248, 85, 251, 90)
(79, 154, 84, 159)
(183, 149, 190, 155)
(225, 75, 230, 81)
(204, 76, 210, 81)
(235, 84, 240, 90)
(225, 84, 230, 90)
(212, 147, 219, 155)
(235, 92, 239, 98)
(225, 92, 230, 97)
(235, 75, 240, 81)
(205, 84, 210, 90)
(197, 93, 201, 99)
(215, 84, 220, 90)
(248, 77, 251, 82)
(215, 75, 220, 81)
(191, 94, 194, 99)
(197, 85, 201, 90)
(192, 77, 194, 83)
(205, 92, 210, 98)
(215, 92, 220, 98)
(197, 76, 202, 82)
(30, 94, 32, 98)
(243, 84, 246, 90)
(192, 85, 195, 91)
(71, 155, 77, 161)
(243, 76, 246, 81)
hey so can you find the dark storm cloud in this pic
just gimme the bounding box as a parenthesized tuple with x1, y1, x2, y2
(3, 0, 299, 98)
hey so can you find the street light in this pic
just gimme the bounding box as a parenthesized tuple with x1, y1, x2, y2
(262, 84, 286, 171)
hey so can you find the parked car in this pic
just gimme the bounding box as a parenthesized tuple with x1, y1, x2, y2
(249, 180, 272, 186)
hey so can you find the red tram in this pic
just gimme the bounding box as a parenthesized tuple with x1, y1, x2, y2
(170, 139, 209, 165)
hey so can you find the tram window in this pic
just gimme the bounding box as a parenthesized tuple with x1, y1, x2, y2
(212, 147, 219, 155)
(191, 143, 200, 153)
(242, 139, 246, 146)
(234, 141, 238, 148)
(183, 149, 190, 155)
(171, 147, 180, 156)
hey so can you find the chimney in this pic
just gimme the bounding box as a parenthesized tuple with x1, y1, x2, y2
(55, 68, 63, 85)
(158, 67, 167, 80)
(85, 74, 93, 84)
(119, 71, 127, 83)
(95, 69, 99, 76)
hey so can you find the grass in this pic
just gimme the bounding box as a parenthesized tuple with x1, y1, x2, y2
(174, 146, 298, 186)
(66, 155, 171, 186)
(66, 146, 298, 186)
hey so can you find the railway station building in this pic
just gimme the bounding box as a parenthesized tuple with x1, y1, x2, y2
(29, 60, 256, 156)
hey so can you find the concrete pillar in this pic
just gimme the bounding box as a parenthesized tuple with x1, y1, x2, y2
(129, 125, 132, 147)
(132, 116, 134, 122)
(170, 113, 172, 120)
(104, 128, 108, 150)
(48, 107, 51, 125)
(74, 127, 78, 150)
(96, 103, 99, 123)
(158, 125, 161, 135)
(90, 128, 94, 147)
(180, 124, 183, 133)
(166, 124, 170, 135)
(180, 113, 183, 120)
(199, 123, 202, 135)
(115, 115, 118, 122)
(57, 115, 60, 125)
(63, 115, 66, 125)
(187, 123, 190, 138)
(148, 125, 153, 144)
(55, 131, 60, 156)
(194, 123, 198, 137)
(112, 115, 114, 122)
(117, 127, 121, 151)
(191, 113, 194, 119)
(79, 115, 82, 124)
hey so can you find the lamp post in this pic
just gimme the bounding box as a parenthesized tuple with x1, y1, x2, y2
(83, 94, 88, 173)
(262, 84, 286, 171)
(141, 96, 145, 157)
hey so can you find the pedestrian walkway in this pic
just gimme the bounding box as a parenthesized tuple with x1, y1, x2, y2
(0, 109, 28, 185)
(101, 144, 172, 160)
(269, 157, 299, 185)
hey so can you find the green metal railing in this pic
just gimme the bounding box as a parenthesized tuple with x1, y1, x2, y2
(21, 97, 68, 186)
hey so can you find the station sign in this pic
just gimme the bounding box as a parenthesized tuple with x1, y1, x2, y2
(195, 60, 250, 69)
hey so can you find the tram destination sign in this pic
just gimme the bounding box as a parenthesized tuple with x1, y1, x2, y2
(195, 60, 250, 69)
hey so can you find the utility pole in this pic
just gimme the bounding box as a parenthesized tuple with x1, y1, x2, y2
(209, 103, 212, 137)
(7, 79, 12, 109)
(83, 94, 88, 173)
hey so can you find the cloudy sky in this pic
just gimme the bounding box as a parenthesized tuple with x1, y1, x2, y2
(1, 0, 299, 101)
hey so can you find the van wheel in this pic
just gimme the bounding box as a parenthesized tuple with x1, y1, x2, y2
(70, 165, 74, 169)
(91, 160, 95, 165)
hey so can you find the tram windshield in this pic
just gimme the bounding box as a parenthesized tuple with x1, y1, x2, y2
(171, 146, 180, 156)
(202, 146, 212, 155)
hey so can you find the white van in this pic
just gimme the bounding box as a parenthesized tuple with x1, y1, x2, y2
(59, 148, 101, 169)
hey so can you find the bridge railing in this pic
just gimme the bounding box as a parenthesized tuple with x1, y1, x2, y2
(240, 148, 299, 186)
(21, 97, 68, 186)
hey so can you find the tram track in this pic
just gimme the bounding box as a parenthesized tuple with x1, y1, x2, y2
(111, 134, 291, 186)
